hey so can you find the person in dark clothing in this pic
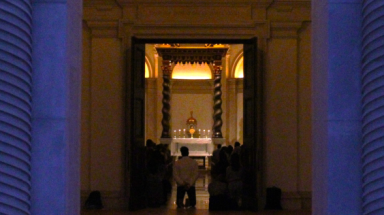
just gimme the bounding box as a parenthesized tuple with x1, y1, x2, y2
(226, 153, 243, 210)
(211, 149, 229, 180)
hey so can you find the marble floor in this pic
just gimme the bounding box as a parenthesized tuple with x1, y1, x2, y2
(82, 169, 311, 215)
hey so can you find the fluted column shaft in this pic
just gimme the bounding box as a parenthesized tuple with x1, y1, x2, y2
(212, 59, 223, 138)
(0, 1, 33, 214)
(362, 1, 384, 214)
(161, 59, 172, 138)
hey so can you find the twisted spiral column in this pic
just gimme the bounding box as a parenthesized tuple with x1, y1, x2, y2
(212, 59, 223, 138)
(0, 1, 33, 214)
(161, 60, 172, 138)
(362, 1, 384, 214)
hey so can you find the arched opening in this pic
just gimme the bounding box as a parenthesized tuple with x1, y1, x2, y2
(234, 55, 244, 78)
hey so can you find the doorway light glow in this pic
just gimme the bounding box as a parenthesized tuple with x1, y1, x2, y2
(145, 62, 149, 78)
(172, 63, 212, 79)
(234, 57, 244, 78)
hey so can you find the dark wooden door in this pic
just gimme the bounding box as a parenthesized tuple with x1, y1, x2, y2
(242, 37, 263, 210)
(127, 37, 147, 210)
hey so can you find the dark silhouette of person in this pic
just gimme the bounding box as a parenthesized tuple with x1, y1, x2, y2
(226, 153, 243, 210)
(212, 144, 222, 165)
(232, 142, 241, 155)
(173, 146, 199, 208)
(211, 148, 229, 180)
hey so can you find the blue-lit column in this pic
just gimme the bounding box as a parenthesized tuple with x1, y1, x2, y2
(362, 1, 384, 214)
(312, 1, 362, 215)
(30, 0, 82, 214)
(0, 1, 33, 215)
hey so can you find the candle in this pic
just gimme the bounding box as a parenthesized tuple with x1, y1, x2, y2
(207, 130, 210, 138)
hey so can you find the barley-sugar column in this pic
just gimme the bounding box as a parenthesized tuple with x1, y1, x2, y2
(161, 58, 172, 138)
(212, 56, 223, 138)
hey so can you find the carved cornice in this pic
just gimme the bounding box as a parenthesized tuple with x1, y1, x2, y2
(156, 48, 229, 64)
(116, 0, 273, 6)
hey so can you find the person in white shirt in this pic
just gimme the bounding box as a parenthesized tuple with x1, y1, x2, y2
(173, 146, 199, 208)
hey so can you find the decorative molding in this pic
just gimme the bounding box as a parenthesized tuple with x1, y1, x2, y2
(171, 79, 213, 94)
(156, 47, 228, 64)
(136, 5, 252, 25)
(270, 21, 305, 38)
(116, 0, 274, 5)
(85, 20, 119, 38)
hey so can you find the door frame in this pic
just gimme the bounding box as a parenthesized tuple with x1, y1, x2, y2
(125, 37, 264, 210)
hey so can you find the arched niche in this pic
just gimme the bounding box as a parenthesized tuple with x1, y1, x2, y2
(145, 56, 153, 78)
(232, 51, 244, 78)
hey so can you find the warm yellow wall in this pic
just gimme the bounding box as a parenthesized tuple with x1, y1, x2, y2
(81, 21, 125, 205)
(171, 93, 213, 137)
(81, 23, 91, 192)
(266, 37, 299, 191)
(298, 23, 312, 194)
(82, 0, 312, 210)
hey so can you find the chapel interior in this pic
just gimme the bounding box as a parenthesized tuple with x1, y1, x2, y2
(80, 0, 312, 213)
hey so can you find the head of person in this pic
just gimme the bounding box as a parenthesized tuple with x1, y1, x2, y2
(234, 142, 240, 147)
(146, 139, 155, 148)
(217, 144, 222, 149)
(180, 146, 189, 156)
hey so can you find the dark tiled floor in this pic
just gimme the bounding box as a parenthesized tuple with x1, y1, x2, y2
(82, 170, 311, 215)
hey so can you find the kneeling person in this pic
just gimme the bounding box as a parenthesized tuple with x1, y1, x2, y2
(173, 146, 199, 208)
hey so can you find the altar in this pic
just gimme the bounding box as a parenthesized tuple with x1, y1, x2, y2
(170, 138, 214, 156)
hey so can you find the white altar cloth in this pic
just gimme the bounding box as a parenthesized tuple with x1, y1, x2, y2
(170, 138, 213, 156)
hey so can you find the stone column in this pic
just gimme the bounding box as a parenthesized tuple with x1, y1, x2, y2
(212, 57, 223, 138)
(0, 1, 33, 214)
(362, 1, 384, 214)
(312, 1, 362, 214)
(31, 0, 82, 214)
(161, 59, 172, 138)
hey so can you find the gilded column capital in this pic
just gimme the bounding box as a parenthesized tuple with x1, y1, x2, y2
(161, 60, 172, 77)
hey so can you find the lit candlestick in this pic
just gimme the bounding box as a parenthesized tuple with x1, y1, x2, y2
(174, 130, 176, 138)
(199, 129, 201, 138)
(207, 130, 210, 138)
(179, 129, 181, 138)
(183, 129, 186, 138)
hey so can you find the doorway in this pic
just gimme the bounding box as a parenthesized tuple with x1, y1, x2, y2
(126, 38, 263, 211)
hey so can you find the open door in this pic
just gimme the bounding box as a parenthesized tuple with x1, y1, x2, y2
(242, 37, 263, 210)
(126, 37, 147, 210)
